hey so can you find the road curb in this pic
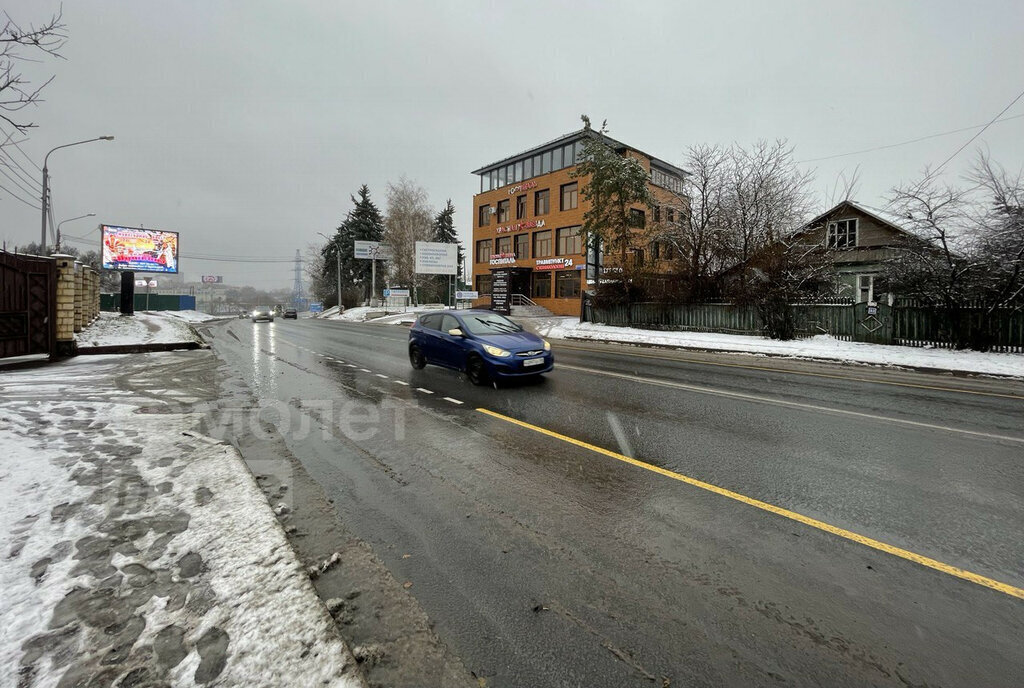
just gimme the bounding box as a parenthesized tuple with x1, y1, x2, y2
(77, 341, 208, 355)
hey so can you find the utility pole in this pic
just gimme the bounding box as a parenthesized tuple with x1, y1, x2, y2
(40, 136, 114, 251)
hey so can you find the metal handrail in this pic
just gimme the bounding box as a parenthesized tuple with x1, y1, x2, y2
(511, 293, 537, 307)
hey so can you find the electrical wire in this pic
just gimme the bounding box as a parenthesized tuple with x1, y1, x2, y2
(0, 149, 42, 192)
(0, 122, 42, 172)
(932, 88, 1024, 175)
(0, 162, 42, 200)
(0, 180, 41, 209)
(796, 112, 1024, 164)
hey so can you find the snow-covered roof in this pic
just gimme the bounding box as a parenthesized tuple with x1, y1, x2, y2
(802, 200, 913, 235)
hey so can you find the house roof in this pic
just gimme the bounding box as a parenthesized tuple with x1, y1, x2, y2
(801, 199, 913, 235)
(471, 127, 690, 179)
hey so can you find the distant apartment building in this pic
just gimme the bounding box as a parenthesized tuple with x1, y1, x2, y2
(470, 128, 688, 316)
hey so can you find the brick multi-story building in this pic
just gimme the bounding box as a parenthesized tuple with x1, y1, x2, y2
(470, 128, 688, 315)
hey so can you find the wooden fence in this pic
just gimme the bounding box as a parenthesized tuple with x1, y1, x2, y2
(582, 296, 1024, 352)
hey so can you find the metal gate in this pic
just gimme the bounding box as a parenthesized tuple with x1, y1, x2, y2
(0, 251, 56, 358)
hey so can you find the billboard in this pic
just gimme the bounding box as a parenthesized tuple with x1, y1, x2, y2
(415, 241, 458, 275)
(201, 275, 223, 283)
(353, 240, 393, 260)
(102, 225, 179, 273)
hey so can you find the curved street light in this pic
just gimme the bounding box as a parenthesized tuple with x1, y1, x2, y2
(316, 231, 342, 309)
(41, 136, 115, 251)
(55, 212, 96, 251)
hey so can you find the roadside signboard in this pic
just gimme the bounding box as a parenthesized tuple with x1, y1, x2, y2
(491, 268, 510, 314)
(353, 240, 394, 260)
(309, 302, 323, 313)
(415, 241, 458, 275)
(147, 280, 158, 288)
(383, 288, 410, 298)
(201, 275, 223, 283)
(455, 290, 479, 300)
(134, 279, 146, 287)
(101, 225, 179, 273)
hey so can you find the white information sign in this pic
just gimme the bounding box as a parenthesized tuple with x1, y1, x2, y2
(455, 291, 479, 300)
(353, 240, 394, 260)
(415, 241, 458, 275)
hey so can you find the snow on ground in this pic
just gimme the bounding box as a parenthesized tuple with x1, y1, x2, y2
(0, 357, 363, 686)
(323, 305, 444, 324)
(76, 311, 201, 347)
(532, 317, 1024, 378)
(158, 309, 224, 324)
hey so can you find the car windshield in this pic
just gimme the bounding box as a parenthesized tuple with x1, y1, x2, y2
(460, 313, 522, 336)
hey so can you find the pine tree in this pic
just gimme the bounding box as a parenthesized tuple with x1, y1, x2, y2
(320, 185, 384, 306)
(431, 199, 463, 301)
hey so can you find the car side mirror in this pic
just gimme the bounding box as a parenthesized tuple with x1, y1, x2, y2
(447, 328, 464, 337)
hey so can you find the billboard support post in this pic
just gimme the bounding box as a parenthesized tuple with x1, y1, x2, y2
(119, 271, 135, 316)
(371, 259, 376, 308)
(146, 278, 151, 312)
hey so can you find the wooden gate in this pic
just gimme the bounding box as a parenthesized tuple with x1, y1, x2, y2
(0, 251, 56, 358)
(851, 301, 893, 345)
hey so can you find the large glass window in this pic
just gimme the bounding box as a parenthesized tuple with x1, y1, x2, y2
(516, 194, 526, 220)
(478, 205, 491, 227)
(475, 274, 493, 295)
(553, 146, 563, 170)
(475, 239, 492, 264)
(541, 151, 552, 173)
(535, 189, 550, 215)
(629, 208, 646, 228)
(827, 219, 858, 249)
(514, 161, 523, 182)
(533, 230, 552, 258)
(531, 272, 552, 299)
(514, 233, 529, 259)
(556, 270, 581, 299)
(497, 166, 506, 187)
(556, 226, 582, 256)
(575, 140, 585, 162)
(562, 144, 574, 167)
(497, 199, 510, 223)
(496, 235, 512, 254)
(524, 157, 532, 178)
(560, 182, 578, 211)
(490, 169, 497, 190)
(532, 155, 541, 176)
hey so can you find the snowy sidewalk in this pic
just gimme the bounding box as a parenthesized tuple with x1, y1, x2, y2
(0, 355, 364, 687)
(75, 311, 206, 352)
(529, 317, 1024, 378)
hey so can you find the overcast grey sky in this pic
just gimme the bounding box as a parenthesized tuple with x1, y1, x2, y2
(2, 0, 1022, 289)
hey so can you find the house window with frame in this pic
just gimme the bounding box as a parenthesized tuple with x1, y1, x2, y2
(667, 207, 675, 223)
(560, 182, 578, 211)
(857, 274, 874, 303)
(475, 239, 492, 264)
(496, 235, 512, 255)
(555, 270, 581, 299)
(629, 208, 646, 228)
(478, 205, 491, 227)
(827, 218, 858, 249)
(531, 272, 552, 299)
(497, 199, 510, 223)
(516, 194, 527, 220)
(556, 226, 582, 256)
(653, 205, 661, 223)
(533, 230, 552, 258)
(475, 274, 493, 295)
(650, 241, 660, 260)
(514, 233, 529, 259)
(535, 189, 550, 215)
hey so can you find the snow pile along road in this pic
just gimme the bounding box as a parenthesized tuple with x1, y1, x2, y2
(76, 311, 201, 347)
(159, 309, 225, 323)
(0, 358, 364, 687)
(533, 317, 1024, 378)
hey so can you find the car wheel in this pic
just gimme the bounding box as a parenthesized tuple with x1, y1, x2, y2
(409, 344, 426, 370)
(466, 354, 489, 386)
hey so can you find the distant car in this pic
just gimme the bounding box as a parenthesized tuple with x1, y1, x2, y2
(408, 309, 553, 385)
(251, 306, 274, 322)
(283, 308, 297, 319)
(238, 310, 247, 319)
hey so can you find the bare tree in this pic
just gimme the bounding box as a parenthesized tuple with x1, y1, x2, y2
(1, 7, 67, 132)
(382, 176, 433, 296)
(969, 152, 1024, 308)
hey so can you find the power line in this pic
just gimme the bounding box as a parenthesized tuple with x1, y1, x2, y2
(0, 148, 42, 192)
(0, 122, 42, 172)
(797, 112, 1024, 164)
(0, 162, 41, 200)
(0, 180, 41, 209)
(933, 88, 1024, 175)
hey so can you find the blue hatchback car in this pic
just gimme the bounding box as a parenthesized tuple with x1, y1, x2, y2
(409, 310, 553, 385)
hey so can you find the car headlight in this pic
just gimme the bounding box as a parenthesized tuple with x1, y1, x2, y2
(543, 339, 551, 351)
(482, 344, 511, 358)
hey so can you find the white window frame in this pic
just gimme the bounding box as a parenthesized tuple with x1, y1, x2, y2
(857, 274, 874, 304)
(827, 218, 858, 249)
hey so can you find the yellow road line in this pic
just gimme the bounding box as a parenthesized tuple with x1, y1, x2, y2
(476, 407, 1024, 601)
(556, 343, 1024, 400)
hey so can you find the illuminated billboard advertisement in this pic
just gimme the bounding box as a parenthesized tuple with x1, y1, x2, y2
(101, 225, 179, 273)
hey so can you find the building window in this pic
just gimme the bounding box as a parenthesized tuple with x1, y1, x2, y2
(541, 150, 552, 174)
(629, 208, 646, 228)
(532, 272, 552, 299)
(478, 205, 491, 227)
(857, 274, 874, 303)
(535, 189, 550, 215)
(476, 274, 493, 295)
(514, 161, 523, 183)
(497, 199, 510, 223)
(497, 167, 506, 187)
(533, 230, 552, 258)
(827, 219, 858, 249)
(516, 194, 527, 220)
(553, 146, 563, 170)
(496, 235, 512, 255)
(651, 167, 684, 194)
(524, 158, 532, 178)
(630, 247, 645, 266)
(650, 241, 660, 260)
(556, 226, 582, 256)
(514, 233, 529, 259)
(667, 207, 675, 223)
(562, 144, 574, 168)
(490, 169, 497, 190)
(532, 155, 541, 176)
(560, 182, 578, 211)
(555, 270, 581, 299)
(475, 239, 492, 264)
(653, 205, 661, 223)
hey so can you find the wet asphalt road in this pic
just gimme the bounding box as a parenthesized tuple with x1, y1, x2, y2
(205, 316, 1024, 688)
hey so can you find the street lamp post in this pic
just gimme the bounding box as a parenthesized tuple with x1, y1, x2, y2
(41, 136, 114, 252)
(316, 231, 342, 309)
(55, 212, 96, 251)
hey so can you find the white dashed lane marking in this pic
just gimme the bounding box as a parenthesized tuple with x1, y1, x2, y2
(416, 388, 434, 394)
(375, 374, 389, 379)
(394, 381, 410, 386)
(443, 397, 464, 405)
